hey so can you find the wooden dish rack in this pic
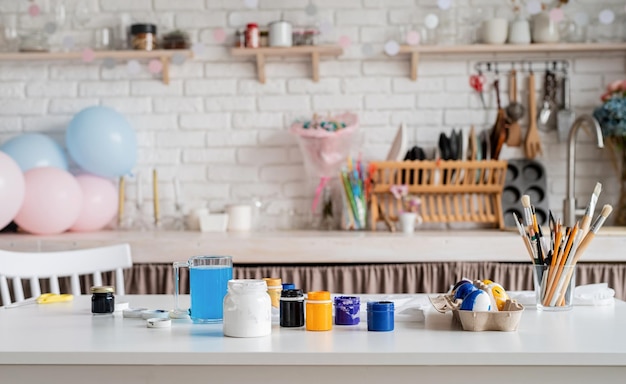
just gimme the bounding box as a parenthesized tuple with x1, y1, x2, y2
(369, 160, 508, 230)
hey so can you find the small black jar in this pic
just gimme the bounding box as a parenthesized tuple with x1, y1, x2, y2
(280, 289, 304, 327)
(91, 286, 115, 315)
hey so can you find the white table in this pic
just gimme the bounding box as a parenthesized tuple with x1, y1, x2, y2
(1, 295, 625, 384)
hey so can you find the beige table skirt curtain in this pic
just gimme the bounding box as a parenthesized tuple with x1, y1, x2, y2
(3, 262, 624, 307)
(127, 262, 625, 300)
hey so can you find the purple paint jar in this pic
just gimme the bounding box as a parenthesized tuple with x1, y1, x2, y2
(334, 296, 360, 325)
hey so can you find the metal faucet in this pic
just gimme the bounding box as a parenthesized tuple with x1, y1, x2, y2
(563, 115, 604, 227)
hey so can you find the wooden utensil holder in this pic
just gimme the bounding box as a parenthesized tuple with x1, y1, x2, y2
(369, 160, 508, 230)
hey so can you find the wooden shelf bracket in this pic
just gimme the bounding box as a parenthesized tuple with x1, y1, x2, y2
(230, 45, 343, 83)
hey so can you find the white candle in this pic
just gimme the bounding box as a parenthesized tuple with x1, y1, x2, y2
(136, 172, 143, 206)
(174, 177, 181, 208)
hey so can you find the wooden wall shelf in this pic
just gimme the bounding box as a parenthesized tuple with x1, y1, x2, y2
(230, 45, 343, 83)
(396, 43, 626, 81)
(0, 49, 194, 85)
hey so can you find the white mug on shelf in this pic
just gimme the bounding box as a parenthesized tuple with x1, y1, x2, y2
(532, 11, 560, 43)
(226, 204, 252, 231)
(481, 18, 508, 44)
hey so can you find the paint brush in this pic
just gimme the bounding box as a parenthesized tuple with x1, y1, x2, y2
(520, 195, 533, 230)
(513, 212, 535, 263)
(554, 205, 614, 306)
(580, 182, 602, 236)
(574, 204, 613, 262)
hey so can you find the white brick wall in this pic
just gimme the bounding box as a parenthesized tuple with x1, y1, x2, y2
(0, 0, 623, 228)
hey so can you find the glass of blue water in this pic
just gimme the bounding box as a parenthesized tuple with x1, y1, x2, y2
(173, 255, 233, 323)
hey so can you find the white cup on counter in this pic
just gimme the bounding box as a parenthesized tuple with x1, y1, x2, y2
(226, 204, 252, 231)
(481, 18, 508, 44)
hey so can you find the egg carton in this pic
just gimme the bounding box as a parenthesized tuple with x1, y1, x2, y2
(429, 294, 524, 332)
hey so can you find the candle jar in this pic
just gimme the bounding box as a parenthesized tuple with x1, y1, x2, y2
(367, 301, 394, 332)
(245, 23, 259, 48)
(280, 289, 304, 327)
(306, 291, 332, 331)
(334, 296, 360, 325)
(223, 279, 272, 338)
(91, 286, 115, 315)
(130, 23, 157, 51)
(263, 277, 282, 309)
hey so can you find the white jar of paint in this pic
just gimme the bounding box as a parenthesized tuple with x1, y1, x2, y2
(223, 279, 272, 338)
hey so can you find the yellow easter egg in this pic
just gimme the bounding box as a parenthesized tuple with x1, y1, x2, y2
(487, 283, 510, 311)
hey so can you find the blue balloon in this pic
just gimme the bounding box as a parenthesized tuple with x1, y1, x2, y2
(66, 106, 137, 178)
(0, 133, 68, 172)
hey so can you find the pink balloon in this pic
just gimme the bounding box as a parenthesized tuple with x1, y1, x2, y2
(14, 167, 82, 235)
(70, 174, 118, 232)
(0, 152, 25, 229)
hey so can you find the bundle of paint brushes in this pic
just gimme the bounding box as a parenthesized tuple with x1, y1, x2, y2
(513, 183, 613, 308)
(340, 157, 368, 230)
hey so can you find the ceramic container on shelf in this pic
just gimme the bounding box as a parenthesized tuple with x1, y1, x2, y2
(532, 11, 560, 43)
(508, 16, 531, 44)
(481, 18, 508, 44)
(269, 20, 292, 47)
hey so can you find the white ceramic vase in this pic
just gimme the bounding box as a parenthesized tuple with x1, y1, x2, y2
(508, 16, 531, 44)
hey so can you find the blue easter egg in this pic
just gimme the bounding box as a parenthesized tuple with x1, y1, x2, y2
(453, 281, 478, 301)
(450, 278, 472, 295)
(460, 290, 492, 311)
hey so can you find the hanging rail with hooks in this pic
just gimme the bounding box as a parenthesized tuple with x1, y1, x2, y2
(473, 59, 570, 75)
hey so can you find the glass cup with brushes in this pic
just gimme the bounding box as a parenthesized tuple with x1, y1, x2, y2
(514, 186, 612, 311)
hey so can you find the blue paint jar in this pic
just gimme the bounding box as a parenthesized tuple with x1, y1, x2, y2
(367, 301, 394, 332)
(334, 296, 360, 325)
(282, 283, 295, 290)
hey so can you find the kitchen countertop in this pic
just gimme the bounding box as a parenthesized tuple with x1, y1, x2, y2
(1, 294, 624, 384)
(1, 228, 626, 264)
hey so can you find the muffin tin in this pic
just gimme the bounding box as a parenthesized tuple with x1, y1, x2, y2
(501, 159, 549, 228)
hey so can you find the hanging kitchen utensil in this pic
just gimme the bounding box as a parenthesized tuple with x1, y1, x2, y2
(469, 72, 487, 109)
(456, 129, 463, 160)
(467, 125, 477, 161)
(525, 71, 543, 159)
(538, 68, 557, 131)
(490, 77, 507, 160)
(505, 69, 524, 147)
(556, 71, 575, 142)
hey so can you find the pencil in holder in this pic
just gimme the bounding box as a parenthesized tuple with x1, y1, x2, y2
(533, 264, 576, 311)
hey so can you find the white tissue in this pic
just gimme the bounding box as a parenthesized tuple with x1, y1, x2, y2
(574, 283, 615, 306)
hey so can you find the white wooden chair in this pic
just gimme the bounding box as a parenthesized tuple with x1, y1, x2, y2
(0, 243, 133, 306)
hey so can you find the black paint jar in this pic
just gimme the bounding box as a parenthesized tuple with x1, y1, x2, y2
(280, 289, 304, 327)
(91, 286, 115, 315)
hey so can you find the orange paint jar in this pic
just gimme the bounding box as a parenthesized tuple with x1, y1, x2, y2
(306, 291, 332, 331)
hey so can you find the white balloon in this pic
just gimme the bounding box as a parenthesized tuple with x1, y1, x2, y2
(599, 9, 615, 25)
(424, 14, 439, 30)
(437, 0, 452, 11)
(384, 40, 400, 56)
(526, 0, 542, 15)
(126, 60, 141, 75)
(243, 0, 258, 9)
